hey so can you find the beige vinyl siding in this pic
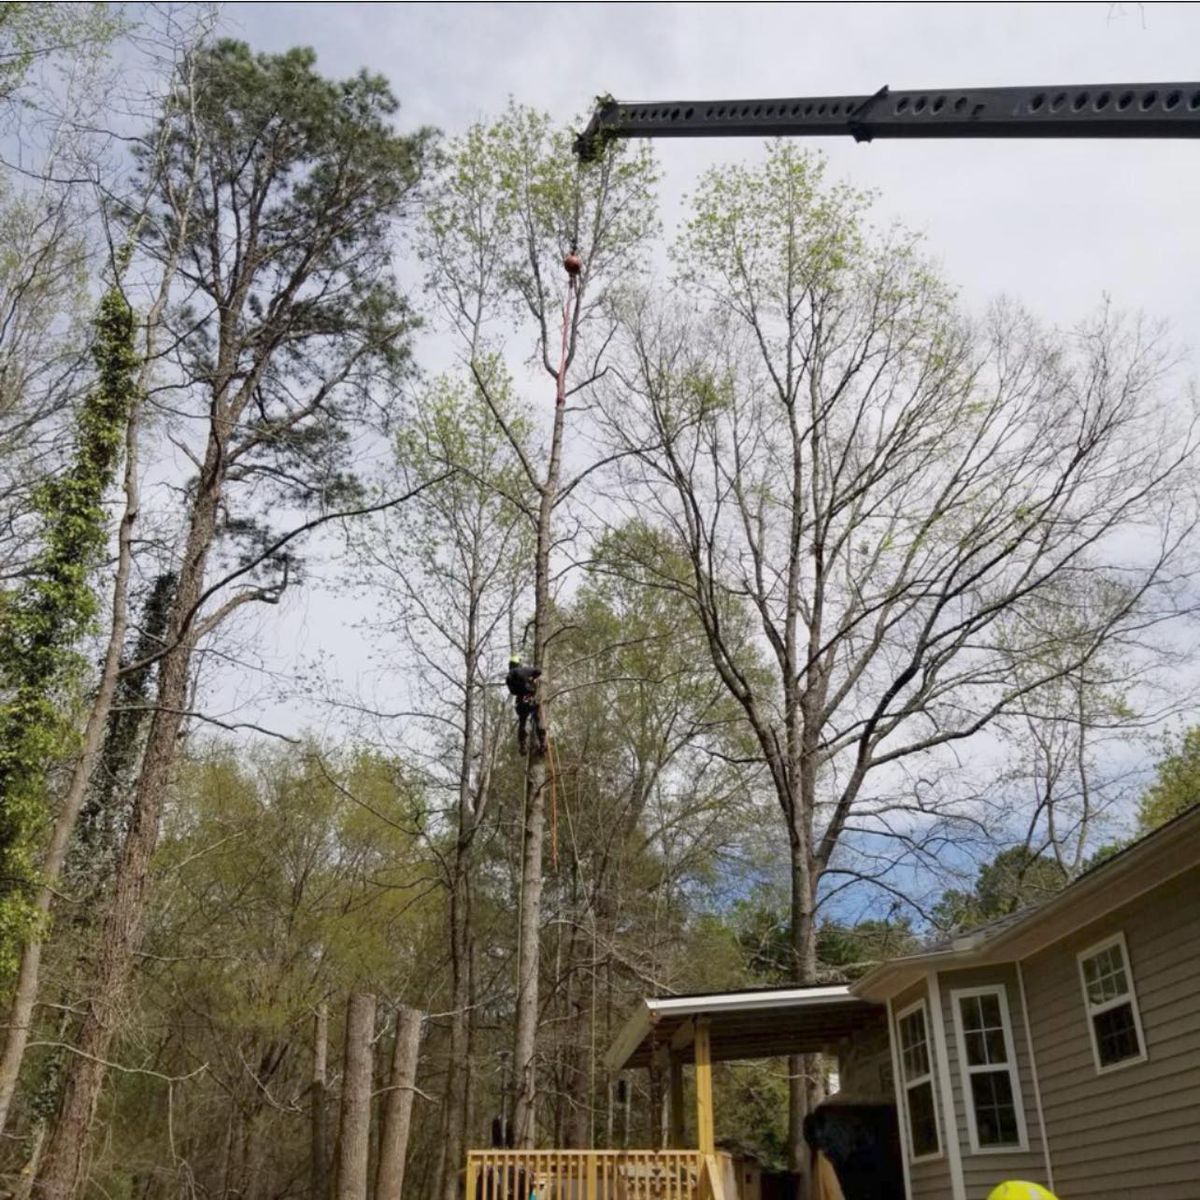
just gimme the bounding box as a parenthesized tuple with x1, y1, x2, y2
(891, 980, 953, 1200)
(936, 966, 1049, 1200)
(1022, 864, 1200, 1200)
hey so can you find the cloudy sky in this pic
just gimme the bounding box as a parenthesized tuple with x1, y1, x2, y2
(210, 1, 1200, 740)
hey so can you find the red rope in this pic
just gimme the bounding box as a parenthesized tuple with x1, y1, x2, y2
(555, 275, 576, 407)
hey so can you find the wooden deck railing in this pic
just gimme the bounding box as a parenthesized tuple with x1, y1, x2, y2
(466, 1150, 719, 1200)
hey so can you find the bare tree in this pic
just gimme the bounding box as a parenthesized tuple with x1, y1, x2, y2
(335, 993, 376, 1200)
(602, 144, 1198, 1173)
(374, 1006, 423, 1200)
(996, 625, 1168, 876)
(0, 2, 162, 582)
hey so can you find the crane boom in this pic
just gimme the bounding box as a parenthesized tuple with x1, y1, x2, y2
(574, 82, 1200, 160)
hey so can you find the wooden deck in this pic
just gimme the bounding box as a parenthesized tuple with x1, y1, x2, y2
(466, 1149, 739, 1200)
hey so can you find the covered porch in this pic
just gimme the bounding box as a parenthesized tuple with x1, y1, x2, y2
(466, 986, 888, 1200)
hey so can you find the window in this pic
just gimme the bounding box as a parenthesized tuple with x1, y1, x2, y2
(951, 986, 1027, 1153)
(1078, 933, 1147, 1072)
(896, 1000, 940, 1160)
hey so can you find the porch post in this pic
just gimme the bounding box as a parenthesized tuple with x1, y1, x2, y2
(693, 1020, 715, 1155)
(668, 1053, 685, 1147)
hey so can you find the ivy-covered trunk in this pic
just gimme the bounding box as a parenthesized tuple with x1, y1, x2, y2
(0, 386, 141, 1139)
(34, 429, 225, 1200)
(0, 288, 138, 970)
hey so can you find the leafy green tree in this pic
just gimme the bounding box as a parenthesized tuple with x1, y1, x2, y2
(0, 285, 137, 970)
(84, 740, 437, 1200)
(932, 847, 1069, 932)
(1137, 727, 1200, 832)
(539, 532, 757, 1146)
(0, 3, 118, 105)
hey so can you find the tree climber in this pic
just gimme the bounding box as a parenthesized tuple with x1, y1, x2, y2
(505, 654, 545, 756)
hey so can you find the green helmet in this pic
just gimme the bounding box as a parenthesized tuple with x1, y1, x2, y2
(509, 653, 521, 666)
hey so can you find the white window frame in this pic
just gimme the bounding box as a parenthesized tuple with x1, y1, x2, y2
(896, 997, 942, 1163)
(950, 985, 1029, 1155)
(1077, 931, 1148, 1075)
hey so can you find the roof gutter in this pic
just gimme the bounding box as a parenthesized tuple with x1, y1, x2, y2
(604, 985, 860, 1073)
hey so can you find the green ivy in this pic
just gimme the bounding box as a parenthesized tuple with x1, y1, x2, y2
(0, 285, 138, 973)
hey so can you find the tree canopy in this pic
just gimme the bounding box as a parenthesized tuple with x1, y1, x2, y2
(1138, 727, 1200, 833)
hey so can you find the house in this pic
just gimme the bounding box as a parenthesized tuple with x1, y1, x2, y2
(466, 804, 1200, 1200)
(850, 801, 1200, 1200)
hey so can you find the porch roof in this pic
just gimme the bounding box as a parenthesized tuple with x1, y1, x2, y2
(605, 984, 883, 1072)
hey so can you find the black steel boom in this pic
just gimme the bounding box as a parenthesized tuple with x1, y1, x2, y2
(575, 82, 1200, 160)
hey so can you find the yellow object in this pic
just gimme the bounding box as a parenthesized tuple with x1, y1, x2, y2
(694, 1020, 715, 1154)
(987, 1184, 1059, 1200)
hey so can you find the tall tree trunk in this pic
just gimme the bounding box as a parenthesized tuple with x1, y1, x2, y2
(376, 1007, 423, 1200)
(465, 937, 479, 1147)
(439, 867, 471, 1200)
(14, 1122, 46, 1200)
(312, 1004, 329, 1200)
(566, 1000, 591, 1150)
(0, 402, 140, 1136)
(34, 442, 225, 1200)
(335, 994, 376, 1200)
(439, 645, 486, 1200)
(511, 372, 567, 1148)
(788, 850, 820, 1195)
(71, 570, 176, 895)
(511, 755, 546, 1148)
(562, 887, 591, 1150)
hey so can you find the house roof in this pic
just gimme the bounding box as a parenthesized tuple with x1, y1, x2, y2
(603, 806, 1200, 1071)
(605, 984, 882, 1072)
(852, 802, 1200, 1003)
